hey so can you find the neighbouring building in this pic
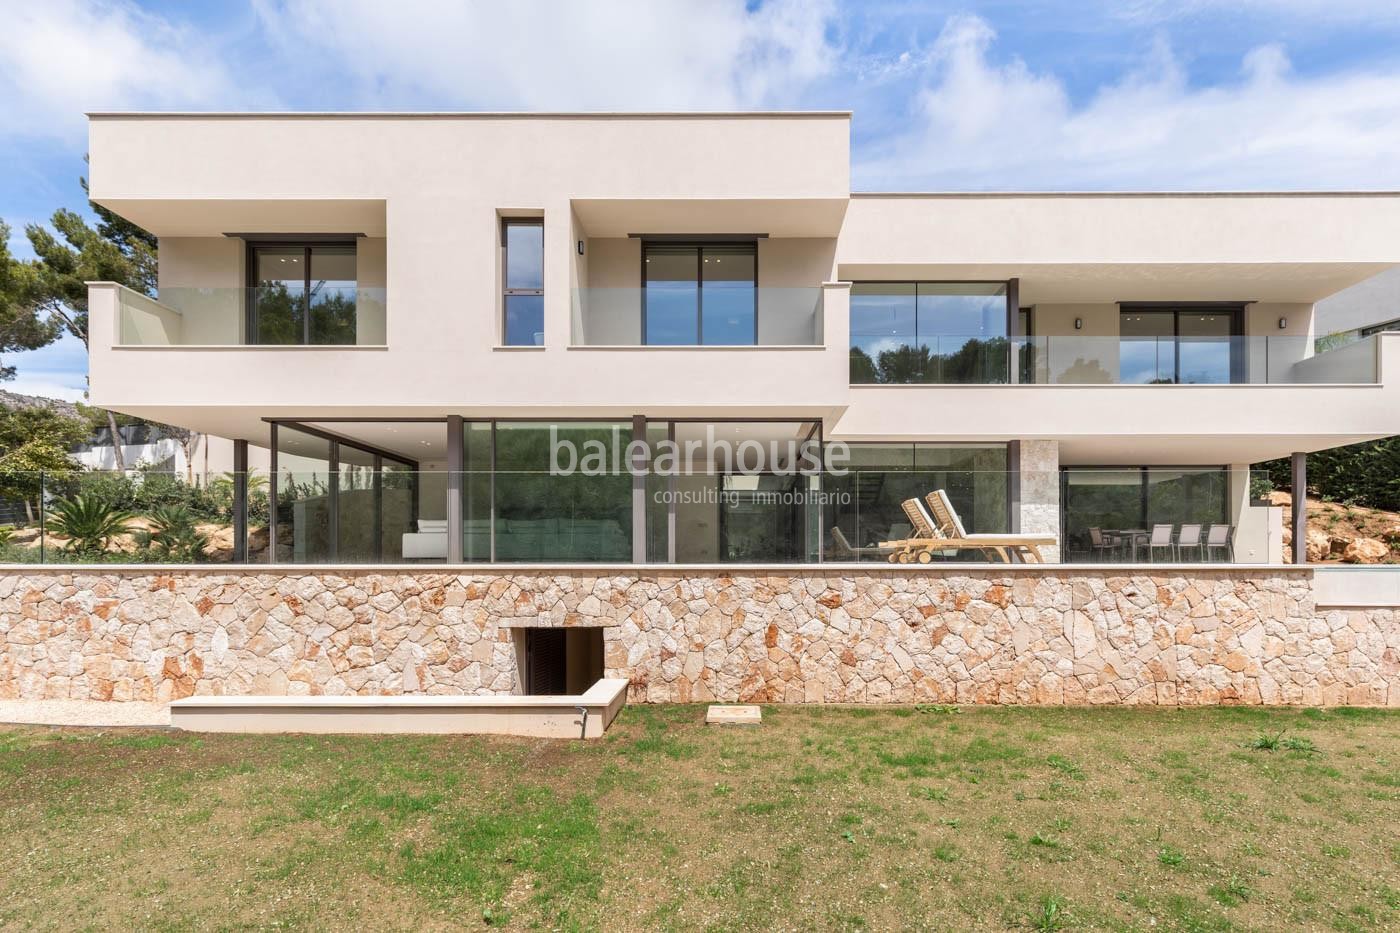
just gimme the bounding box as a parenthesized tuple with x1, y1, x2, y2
(4, 110, 1395, 705)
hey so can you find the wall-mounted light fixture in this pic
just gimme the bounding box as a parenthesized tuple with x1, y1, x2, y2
(1278, 316, 1288, 330)
(577, 240, 585, 256)
(1074, 318, 1083, 330)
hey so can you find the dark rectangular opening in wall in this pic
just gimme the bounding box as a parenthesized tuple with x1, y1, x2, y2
(523, 628, 603, 695)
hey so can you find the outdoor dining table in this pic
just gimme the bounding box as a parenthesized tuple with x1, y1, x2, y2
(1107, 529, 1150, 562)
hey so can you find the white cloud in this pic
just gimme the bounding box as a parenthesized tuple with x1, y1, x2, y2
(855, 14, 1400, 190)
(1, 333, 89, 403)
(252, 0, 840, 110)
(0, 0, 249, 141)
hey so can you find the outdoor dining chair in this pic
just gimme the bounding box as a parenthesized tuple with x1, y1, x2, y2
(1176, 523, 1203, 561)
(1088, 527, 1121, 561)
(1203, 524, 1233, 562)
(1146, 524, 1175, 562)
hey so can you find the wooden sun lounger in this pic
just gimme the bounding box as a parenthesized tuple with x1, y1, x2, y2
(878, 495, 1057, 564)
(925, 490, 1057, 563)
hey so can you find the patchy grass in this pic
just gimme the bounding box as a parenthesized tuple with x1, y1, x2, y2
(1, 706, 1397, 929)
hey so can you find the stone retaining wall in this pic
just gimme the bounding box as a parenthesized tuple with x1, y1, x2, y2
(1, 567, 1397, 706)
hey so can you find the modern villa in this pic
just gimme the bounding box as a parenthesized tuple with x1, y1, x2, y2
(6, 110, 1397, 713)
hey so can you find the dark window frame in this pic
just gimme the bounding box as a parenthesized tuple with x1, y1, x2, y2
(245, 239, 358, 345)
(502, 218, 545, 346)
(641, 240, 759, 345)
(1360, 317, 1400, 338)
(1118, 303, 1245, 384)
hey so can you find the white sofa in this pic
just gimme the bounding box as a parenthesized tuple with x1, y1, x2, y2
(401, 518, 448, 560)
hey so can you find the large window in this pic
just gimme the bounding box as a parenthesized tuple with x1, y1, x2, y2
(248, 243, 358, 345)
(1119, 306, 1241, 384)
(643, 243, 757, 345)
(1060, 466, 1229, 562)
(272, 422, 430, 564)
(503, 219, 544, 346)
(850, 282, 1010, 384)
(491, 421, 632, 561)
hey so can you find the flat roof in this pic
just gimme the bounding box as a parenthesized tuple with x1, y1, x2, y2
(87, 110, 852, 119)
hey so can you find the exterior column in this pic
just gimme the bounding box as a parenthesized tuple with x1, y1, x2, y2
(232, 440, 248, 563)
(1006, 277, 1020, 385)
(267, 423, 278, 563)
(631, 415, 647, 564)
(1017, 439, 1060, 562)
(1291, 452, 1307, 565)
(446, 416, 464, 564)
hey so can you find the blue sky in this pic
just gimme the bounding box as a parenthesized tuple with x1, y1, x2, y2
(4, 0, 1400, 400)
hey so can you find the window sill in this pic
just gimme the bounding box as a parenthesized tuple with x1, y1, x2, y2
(492, 344, 548, 351)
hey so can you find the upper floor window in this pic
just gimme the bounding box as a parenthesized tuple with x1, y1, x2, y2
(503, 219, 544, 346)
(248, 242, 358, 345)
(643, 242, 757, 345)
(1119, 305, 1241, 384)
(849, 282, 1009, 384)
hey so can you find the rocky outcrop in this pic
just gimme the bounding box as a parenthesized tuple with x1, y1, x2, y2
(0, 568, 1396, 707)
(1342, 538, 1390, 564)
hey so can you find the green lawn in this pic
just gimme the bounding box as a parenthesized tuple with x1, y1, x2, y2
(2, 705, 1398, 930)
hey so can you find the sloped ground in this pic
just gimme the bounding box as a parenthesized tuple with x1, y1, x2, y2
(2, 705, 1397, 930)
(1273, 492, 1400, 564)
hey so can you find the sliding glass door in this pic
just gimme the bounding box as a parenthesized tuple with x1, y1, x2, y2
(249, 242, 358, 345)
(643, 243, 757, 345)
(1119, 306, 1240, 384)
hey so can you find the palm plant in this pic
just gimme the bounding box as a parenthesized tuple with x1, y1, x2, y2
(138, 504, 208, 562)
(45, 495, 134, 555)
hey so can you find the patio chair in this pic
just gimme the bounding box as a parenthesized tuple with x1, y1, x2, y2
(829, 526, 891, 560)
(1088, 527, 1122, 562)
(1176, 523, 1203, 561)
(1203, 524, 1233, 562)
(1146, 524, 1175, 562)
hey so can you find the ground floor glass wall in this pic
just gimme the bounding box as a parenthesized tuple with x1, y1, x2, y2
(272, 420, 1014, 565)
(822, 444, 1010, 561)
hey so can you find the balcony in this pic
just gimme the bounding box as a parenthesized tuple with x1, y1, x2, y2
(849, 335, 1381, 386)
(115, 285, 387, 347)
(571, 287, 824, 346)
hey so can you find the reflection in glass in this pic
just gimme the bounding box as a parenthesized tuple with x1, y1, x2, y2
(644, 246, 701, 345)
(504, 295, 544, 346)
(701, 247, 756, 344)
(252, 247, 305, 345)
(275, 426, 332, 562)
(849, 282, 1009, 384)
(644, 244, 757, 345)
(493, 422, 632, 561)
(309, 246, 357, 344)
(251, 245, 358, 346)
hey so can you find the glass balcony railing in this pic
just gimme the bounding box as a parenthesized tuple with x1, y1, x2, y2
(850, 335, 1380, 385)
(116, 286, 387, 346)
(572, 287, 823, 346)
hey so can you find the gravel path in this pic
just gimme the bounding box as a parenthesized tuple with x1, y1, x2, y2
(0, 700, 170, 729)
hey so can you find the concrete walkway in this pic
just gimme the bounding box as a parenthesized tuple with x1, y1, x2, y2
(0, 700, 170, 729)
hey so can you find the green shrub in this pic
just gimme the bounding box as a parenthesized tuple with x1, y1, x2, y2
(45, 495, 134, 555)
(136, 504, 209, 563)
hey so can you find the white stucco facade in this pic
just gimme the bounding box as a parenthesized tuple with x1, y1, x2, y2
(79, 111, 1400, 566)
